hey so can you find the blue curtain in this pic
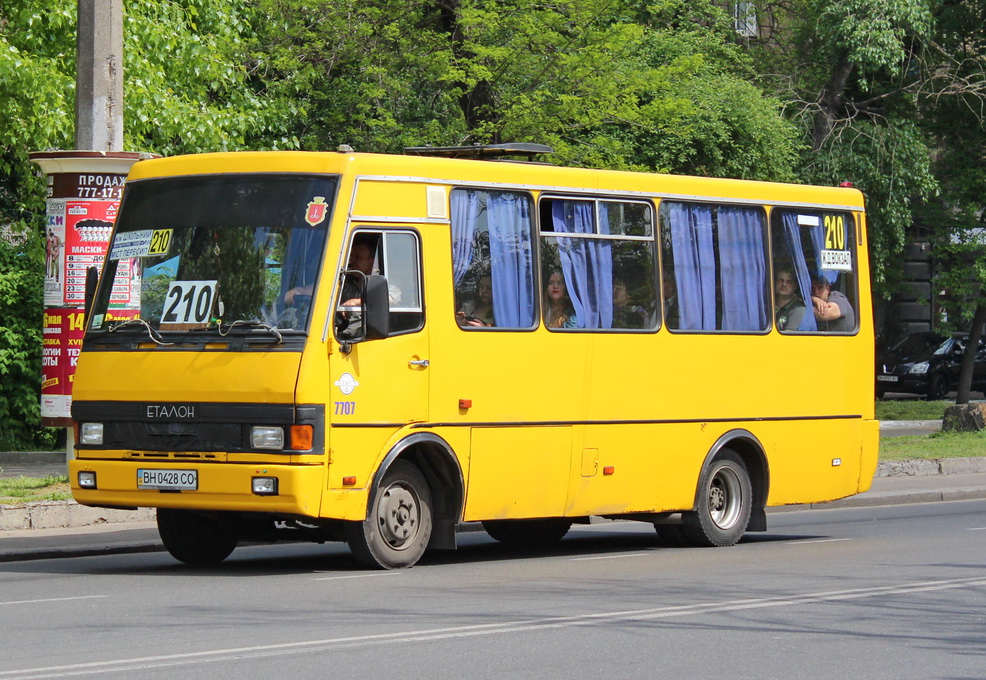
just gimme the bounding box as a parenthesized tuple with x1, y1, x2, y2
(551, 201, 613, 329)
(450, 191, 479, 287)
(488, 193, 536, 327)
(718, 207, 767, 330)
(782, 212, 818, 331)
(808, 218, 839, 285)
(668, 203, 716, 330)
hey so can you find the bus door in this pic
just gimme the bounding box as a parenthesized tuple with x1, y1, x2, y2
(327, 229, 428, 481)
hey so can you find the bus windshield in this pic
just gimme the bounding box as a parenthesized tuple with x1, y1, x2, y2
(87, 174, 337, 338)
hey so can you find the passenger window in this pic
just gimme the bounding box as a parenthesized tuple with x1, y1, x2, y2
(658, 201, 770, 332)
(538, 197, 658, 331)
(450, 189, 537, 330)
(335, 229, 423, 339)
(770, 209, 857, 334)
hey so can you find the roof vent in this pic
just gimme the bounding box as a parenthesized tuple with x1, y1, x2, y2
(404, 143, 553, 161)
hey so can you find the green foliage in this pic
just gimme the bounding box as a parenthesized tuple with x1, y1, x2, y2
(250, 0, 800, 181)
(123, 0, 299, 155)
(807, 121, 938, 293)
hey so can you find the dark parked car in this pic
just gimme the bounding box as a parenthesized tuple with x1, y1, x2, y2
(876, 332, 986, 399)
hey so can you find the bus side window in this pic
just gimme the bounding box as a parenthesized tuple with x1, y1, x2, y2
(659, 201, 769, 332)
(770, 210, 858, 334)
(379, 231, 423, 335)
(450, 189, 537, 330)
(538, 197, 658, 331)
(336, 230, 424, 339)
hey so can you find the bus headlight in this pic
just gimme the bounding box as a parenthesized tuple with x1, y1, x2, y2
(78, 471, 97, 489)
(251, 426, 284, 450)
(80, 423, 104, 445)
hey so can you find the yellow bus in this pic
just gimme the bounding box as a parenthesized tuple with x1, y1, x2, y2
(70, 144, 878, 568)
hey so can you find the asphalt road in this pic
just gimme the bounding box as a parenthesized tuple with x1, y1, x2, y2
(1, 500, 984, 680)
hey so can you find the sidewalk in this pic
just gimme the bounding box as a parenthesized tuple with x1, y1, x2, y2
(3, 440, 986, 563)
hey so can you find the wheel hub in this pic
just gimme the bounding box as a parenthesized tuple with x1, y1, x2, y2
(376, 485, 418, 549)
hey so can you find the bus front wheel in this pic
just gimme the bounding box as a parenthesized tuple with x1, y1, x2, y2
(157, 508, 239, 565)
(346, 461, 433, 569)
(681, 450, 752, 547)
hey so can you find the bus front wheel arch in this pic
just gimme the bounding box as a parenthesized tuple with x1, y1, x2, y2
(681, 449, 752, 547)
(345, 460, 433, 569)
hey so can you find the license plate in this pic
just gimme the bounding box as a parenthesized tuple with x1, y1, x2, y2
(877, 375, 899, 383)
(137, 468, 198, 490)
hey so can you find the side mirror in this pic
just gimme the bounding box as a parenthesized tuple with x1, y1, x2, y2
(363, 274, 390, 340)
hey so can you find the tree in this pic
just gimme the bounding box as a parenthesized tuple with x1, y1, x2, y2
(252, 0, 800, 180)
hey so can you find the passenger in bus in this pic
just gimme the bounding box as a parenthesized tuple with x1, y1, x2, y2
(612, 280, 648, 329)
(285, 239, 375, 307)
(457, 275, 494, 327)
(811, 275, 855, 332)
(774, 267, 806, 331)
(544, 271, 578, 328)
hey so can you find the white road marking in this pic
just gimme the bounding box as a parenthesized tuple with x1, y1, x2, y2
(312, 573, 401, 581)
(0, 595, 105, 607)
(570, 552, 654, 561)
(2, 576, 985, 679)
(786, 538, 853, 545)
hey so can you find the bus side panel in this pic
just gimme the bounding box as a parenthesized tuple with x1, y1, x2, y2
(462, 426, 573, 521)
(565, 424, 705, 516)
(763, 420, 865, 506)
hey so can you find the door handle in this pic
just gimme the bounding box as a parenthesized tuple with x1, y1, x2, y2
(408, 359, 430, 368)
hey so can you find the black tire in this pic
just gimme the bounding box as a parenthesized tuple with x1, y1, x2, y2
(681, 450, 752, 547)
(345, 460, 433, 569)
(926, 373, 947, 401)
(654, 523, 690, 547)
(156, 508, 239, 565)
(481, 518, 572, 546)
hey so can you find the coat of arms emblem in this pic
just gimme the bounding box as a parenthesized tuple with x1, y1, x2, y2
(305, 196, 328, 226)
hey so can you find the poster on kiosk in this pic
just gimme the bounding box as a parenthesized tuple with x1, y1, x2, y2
(35, 161, 142, 426)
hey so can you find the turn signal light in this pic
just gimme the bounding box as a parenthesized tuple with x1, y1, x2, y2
(290, 424, 313, 451)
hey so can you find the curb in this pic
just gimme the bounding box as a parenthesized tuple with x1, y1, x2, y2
(0, 501, 154, 532)
(875, 456, 986, 477)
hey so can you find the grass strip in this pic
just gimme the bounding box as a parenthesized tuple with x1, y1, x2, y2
(0, 475, 71, 505)
(878, 430, 986, 462)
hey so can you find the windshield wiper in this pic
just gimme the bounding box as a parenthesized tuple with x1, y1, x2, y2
(217, 320, 284, 346)
(106, 318, 175, 346)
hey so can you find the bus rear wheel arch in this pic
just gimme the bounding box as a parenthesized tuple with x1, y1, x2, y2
(345, 460, 433, 569)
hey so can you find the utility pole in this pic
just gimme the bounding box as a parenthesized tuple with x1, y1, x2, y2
(75, 0, 124, 151)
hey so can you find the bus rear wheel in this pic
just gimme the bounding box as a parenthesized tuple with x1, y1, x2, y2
(346, 461, 433, 569)
(482, 518, 572, 545)
(157, 508, 239, 565)
(681, 450, 752, 547)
